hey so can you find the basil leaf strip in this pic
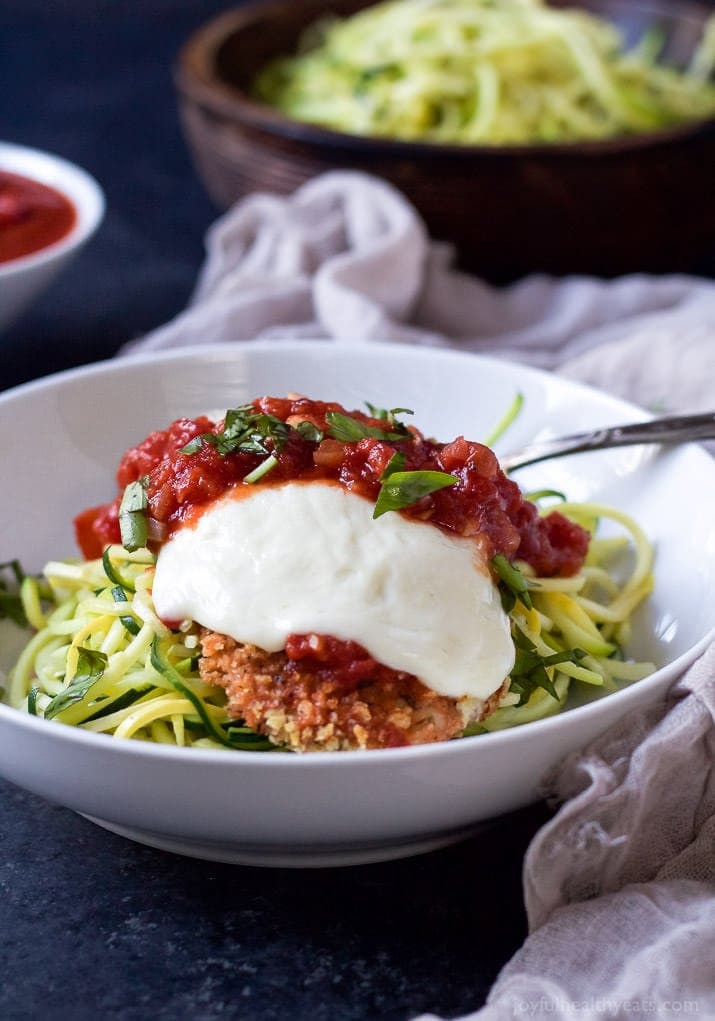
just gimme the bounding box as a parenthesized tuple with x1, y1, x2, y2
(182, 407, 291, 458)
(295, 421, 324, 443)
(0, 559, 25, 585)
(507, 627, 586, 707)
(45, 647, 108, 721)
(492, 553, 534, 611)
(364, 403, 413, 429)
(326, 411, 406, 443)
(119, 477, 149, 552)
(380, 451, 406, 480)
(0, 590, 27, 628)
(373, 470, 457, 519)
(0, 559, 28, 627)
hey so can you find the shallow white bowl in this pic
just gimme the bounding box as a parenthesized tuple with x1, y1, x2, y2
(0, 141, 105, 331)
(1, 341, 714, 867)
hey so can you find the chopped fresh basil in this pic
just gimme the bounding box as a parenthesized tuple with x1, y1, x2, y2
(507, 627, 585, 707)
(180, 436, 204, 455)
(326, 411, 406, 443)
(0, 559, 28, 628)
(181, 406, 291, 458)
(0, 559, 24, 584)
(27, 686, 39, 716)
(119, 477, 149, 552)
(380, 451, 406, 479)
(44, 647, 108, 721)
(295, 421, 324, 443)
(492, 553, 534, 612)
(373, 469, 457, 519)
(364, 403, 413, 430)
(244, 453, 278, 484)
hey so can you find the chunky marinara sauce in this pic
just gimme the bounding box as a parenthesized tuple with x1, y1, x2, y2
(76, 395, 588, 576)
(0, 170, 76, 263)
(75, 397, 589, 695)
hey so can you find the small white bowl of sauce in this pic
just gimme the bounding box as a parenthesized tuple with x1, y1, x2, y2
(0, 142, 105, 331)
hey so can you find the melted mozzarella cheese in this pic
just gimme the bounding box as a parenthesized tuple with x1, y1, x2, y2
(152, 482, 514, 700)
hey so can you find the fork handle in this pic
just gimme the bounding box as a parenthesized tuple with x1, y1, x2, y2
(501, 411, 715, 472)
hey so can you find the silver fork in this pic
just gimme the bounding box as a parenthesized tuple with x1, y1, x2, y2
(500, 411, 715, 473)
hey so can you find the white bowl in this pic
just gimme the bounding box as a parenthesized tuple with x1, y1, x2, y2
(1, 341, 714, 867)
(0, 141, 105, 331)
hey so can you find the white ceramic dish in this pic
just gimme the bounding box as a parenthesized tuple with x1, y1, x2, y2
(1, 341, 714, 867)
(0, 141, 105, 331)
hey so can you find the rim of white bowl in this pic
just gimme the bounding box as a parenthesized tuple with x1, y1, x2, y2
(0, 140, 105, 279)
(1, 339, 713, 767)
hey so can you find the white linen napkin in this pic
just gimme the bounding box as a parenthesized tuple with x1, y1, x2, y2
(125, 171, 715, 1018)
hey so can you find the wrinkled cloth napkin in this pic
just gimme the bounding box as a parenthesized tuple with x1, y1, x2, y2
(126, 172, 715, 1018)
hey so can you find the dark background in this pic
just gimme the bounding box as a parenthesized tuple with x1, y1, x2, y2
(2, 0, 230, 391)
(0, 2, 712, 1019)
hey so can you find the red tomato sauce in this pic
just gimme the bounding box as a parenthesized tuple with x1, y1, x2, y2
(75, 396, 589, 577)
(285, 633, 405, 694)
(0, 170, 76, 263)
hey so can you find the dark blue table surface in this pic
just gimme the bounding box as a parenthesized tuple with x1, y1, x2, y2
(0, 4, 553, 1018)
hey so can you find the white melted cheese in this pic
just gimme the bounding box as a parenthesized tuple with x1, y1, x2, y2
(152, 482, 514, 701)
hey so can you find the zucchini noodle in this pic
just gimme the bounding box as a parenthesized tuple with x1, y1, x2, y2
(7, 548, 273, 752)
(6, 500, 655, 747)
(252, 0, 715, 144)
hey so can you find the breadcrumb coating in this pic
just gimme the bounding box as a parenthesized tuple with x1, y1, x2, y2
(199, 629, 505, 752)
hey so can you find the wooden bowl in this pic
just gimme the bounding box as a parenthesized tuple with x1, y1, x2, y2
(175, 0, 715, 281)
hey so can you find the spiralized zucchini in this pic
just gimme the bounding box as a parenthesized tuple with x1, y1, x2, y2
(5, 498, 654, 748)
(253, 0, 715, 144)
(7, 548, 273, 752)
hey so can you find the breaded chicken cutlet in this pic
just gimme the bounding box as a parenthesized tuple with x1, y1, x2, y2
(199, 629, 507, 752)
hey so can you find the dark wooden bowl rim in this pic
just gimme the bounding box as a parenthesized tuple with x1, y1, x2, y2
(176, 0, 715, 160)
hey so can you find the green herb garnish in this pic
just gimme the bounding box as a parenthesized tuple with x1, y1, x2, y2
(373, 469, 457, 519)
(508, 627, 585, 707)
(0, 559, 27, 628)
(295, 421, 324, 443)
(182, 405, 291, 458)
(364, 403, 413, 430)
(492, 553, 534, 612)
(119, 477, 149, 552)
(44, 647, 108, 721)
(326, 411, 406, 443)
(380, 451, 406, 479)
